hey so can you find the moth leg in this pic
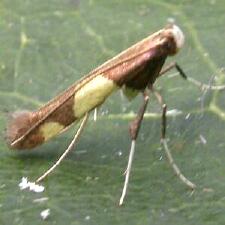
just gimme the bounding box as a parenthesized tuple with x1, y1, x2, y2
(160, 62, 225, 91)
(36, 113, 89, 183)
(93, 107, 98, 121)
(186, 75, 225, 91)
(159, 62, 187, 79)
(119, 90, 150, 206)
(152, 89, 196, 189)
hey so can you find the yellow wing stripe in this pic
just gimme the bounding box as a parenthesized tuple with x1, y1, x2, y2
(73, 75, 118, 118)
(40, 122, 65, 141)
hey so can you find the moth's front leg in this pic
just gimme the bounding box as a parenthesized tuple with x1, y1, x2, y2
(159, 62, 187, 79)
(160, 62, 225, 91)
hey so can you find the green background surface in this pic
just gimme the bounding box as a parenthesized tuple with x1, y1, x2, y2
(0, 0, 225, 224)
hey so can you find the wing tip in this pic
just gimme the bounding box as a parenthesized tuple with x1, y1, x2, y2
(6, 110, 32, 150)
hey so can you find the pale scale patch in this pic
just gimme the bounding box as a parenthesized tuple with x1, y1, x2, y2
(40, 122, 64, 141)
(122, 86, 139, 101)
(170, 25, 185, 50)
(73, 75, 118, 118)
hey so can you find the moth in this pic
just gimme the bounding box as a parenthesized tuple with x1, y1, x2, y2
(6, 23, 195, 205)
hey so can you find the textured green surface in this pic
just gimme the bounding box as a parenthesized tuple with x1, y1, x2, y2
(0, 0, 225, 224)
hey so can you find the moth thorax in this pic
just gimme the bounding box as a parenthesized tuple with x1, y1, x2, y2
(170, 24, 185, 52)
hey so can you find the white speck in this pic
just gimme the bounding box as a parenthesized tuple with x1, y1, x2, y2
(167, 73, 179, 78)
(157, 146, 162, 151)
(40, 209, 50, 220)
(85, 176, 92, 181)
(203, 188, 214, 193)
(219, 67, 225, 73)
(116, 151, 123, 156)
(21, 32, 29, 46)
(159, 155, 163, 161)
(0, 184, 6, 189)
(167, 17, 175, 24)
(85, 215, 90, 221)
(33, 197, 49, 203)
(8, 22, 13, 28)
(122, 106, 127, 112)
(54, 11, 63, 16)
(167, 17, 176, 24)
(101, 109, 109, 116)
(101, 154, 106, 159)
(185, 113, 191, 120)
(218, 143, 225, 148)
(166, 109, 182, 116)
(210, 0, 216, 5)
(1, 64, 5, 70)
(199, 134, 207, 145)
(19, 177, 45, 193)
(168, 87, 183, 92)
(76, 149, 87, 155)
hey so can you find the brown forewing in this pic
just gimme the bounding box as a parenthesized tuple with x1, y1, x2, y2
(8, 27, 176, 149)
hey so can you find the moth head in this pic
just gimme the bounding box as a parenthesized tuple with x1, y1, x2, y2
(163, 23, 185, 55)
(171, 24, 185, 50)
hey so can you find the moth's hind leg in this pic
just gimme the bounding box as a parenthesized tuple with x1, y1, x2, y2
(152, 88, 196, 189)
